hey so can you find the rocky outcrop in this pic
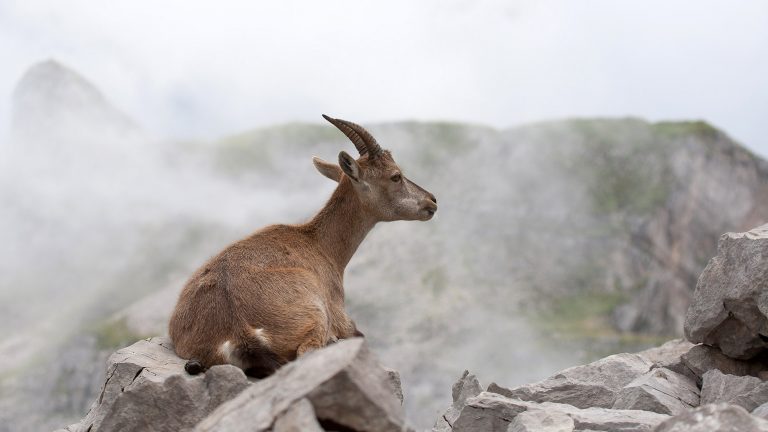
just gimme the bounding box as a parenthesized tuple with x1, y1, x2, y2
(195, 338, 405, 432)
(59, 337, 250, 432)
(433, 370, 483, 432)
(60, 337, 406, 432)
(653, 403, 768, 432)
(612, 368, 699, 415)
(487, 353, 653, 409)
(700, 369, 768, 412)
(684, 224, 768, 359)
(449, 392, 668, 432)
(434, 223, 768, 431)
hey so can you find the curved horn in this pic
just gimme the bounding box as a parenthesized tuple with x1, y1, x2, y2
(322, 114, 382, 158)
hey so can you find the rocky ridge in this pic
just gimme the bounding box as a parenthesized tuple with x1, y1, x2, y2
(60, 223, 768, 431)
(59, 337, 407, 432)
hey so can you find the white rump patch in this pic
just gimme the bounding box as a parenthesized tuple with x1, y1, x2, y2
(218, 340, 244, 369)
(253, 327, 272, 347)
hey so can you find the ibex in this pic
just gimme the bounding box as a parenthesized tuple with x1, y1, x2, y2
(169, 115, 437, 377)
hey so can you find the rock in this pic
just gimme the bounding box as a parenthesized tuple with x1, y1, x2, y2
(433, 370, 483, 432)
(701, 369, 768, 412)
(638, 339, 699, 383)
(272, 398, 324, 432)
(684, 224, 768, 360)
(653, 403, 768, 431)
(680, 344, 766, 384)
(507, 409, 575, 432)
(637, 339, 695, 365)
(487, 353, 652, 408)
(195, 338, 405, 432)
(451, 392, 668, 432)
(64, 337, 250, 432)
(754, 402, 768, 420)
(612, 368, 699, 415)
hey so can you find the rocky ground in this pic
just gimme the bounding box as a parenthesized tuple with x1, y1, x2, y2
(58, 223, 768, 431)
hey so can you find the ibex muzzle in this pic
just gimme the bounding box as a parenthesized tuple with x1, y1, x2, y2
(169, 115, 437, 377)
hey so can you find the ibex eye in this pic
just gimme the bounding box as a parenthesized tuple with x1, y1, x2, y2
(390, 173, 402, 182)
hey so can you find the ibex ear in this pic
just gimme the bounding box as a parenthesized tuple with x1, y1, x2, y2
(338, 151, 360, 182)
(312, 156, 342, 182)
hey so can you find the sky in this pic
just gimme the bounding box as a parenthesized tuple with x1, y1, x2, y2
(1, 0, 767, 156)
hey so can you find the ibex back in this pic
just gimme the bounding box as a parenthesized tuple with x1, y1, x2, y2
(169, 115, 437, 377)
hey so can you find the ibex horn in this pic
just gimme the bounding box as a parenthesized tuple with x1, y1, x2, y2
(322, 114, 382, 158)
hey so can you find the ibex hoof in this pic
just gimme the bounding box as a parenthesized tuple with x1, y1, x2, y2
(184, 359, 204, 375)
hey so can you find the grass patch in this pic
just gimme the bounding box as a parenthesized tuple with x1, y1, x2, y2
(535, 290, 627, 337)
(531, 290, 671, 361)
(213, 122, 341, 175)
(91, 318, 149, 350)
(652, 120, 720, 140)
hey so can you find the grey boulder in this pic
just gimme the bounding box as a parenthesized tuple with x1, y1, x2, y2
(684, 224, 768, 360)
(195, 337, 405, 432)
(680, 344, 766, 384)
(612, 368, 699, 415)
(507, 409, 574, 432)
(433, 370, 483, 432)
(701, 369, 768, 412)
(753, 402, 768, 420)
(637, 339, 695, 365)
(272, 398, 324, 432)
(62, 337, 250, 432)
(653, 403, 768, 432)
(487, 353, 652, 408)
(450, 392, 668, 432)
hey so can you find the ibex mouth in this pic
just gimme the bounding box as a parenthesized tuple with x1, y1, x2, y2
(421, 205, 437, 220)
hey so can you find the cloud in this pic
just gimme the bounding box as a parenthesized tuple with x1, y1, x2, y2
(0, 0, 767, 156)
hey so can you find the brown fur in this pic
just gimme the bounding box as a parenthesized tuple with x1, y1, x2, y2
(169, 120, 437, 376)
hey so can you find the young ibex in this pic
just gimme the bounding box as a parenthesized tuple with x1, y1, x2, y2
(169, 115, 437, 376)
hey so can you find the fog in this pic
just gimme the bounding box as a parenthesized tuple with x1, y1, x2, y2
(1, 1, 767, 155)
(1, 2, 767, 431)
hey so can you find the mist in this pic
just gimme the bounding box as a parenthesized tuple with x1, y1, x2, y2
(1, 1, 768, 155)
(1, 3, 767, 431)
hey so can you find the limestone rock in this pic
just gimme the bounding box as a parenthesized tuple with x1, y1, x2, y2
(653, 403, 768, 431)
(680, 344, 766, 384)
(451, 392, 668, 432)
(507, 409, 574, 432)
(63, 337, 250, 432)
(701, 369, 768, 412)
(272, 398, 324, 432)
(637, 339, 695, 365)
(433, 370, 483, 432)
(488, 353, 652, 408)
(753, 402, 768, 420)
(195, 338, 405, 432)
(684, 224, 768, 360)
(613, 368, 699, 415)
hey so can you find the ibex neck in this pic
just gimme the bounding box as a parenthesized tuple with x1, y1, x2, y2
(306, 177, 377, 272)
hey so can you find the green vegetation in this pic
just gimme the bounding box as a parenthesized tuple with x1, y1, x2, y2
(554, 118, 673, 216)
(214, 122, 341, 174)
(92, 318, 148, 350)
(652, 120, 720, 140)
(532, 289, 669, 360)
(536, 290, 627, 337)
